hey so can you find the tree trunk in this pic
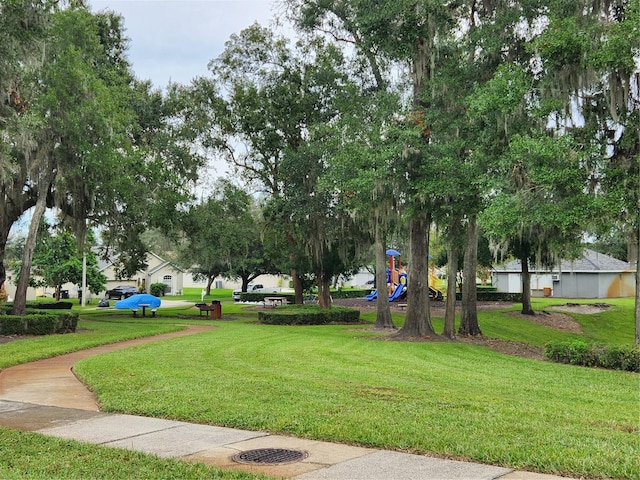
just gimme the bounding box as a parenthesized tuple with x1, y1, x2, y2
(206, 276, 214, 295)
(291, 269, 304, 304)
(443, 245, 458, 338)
(0, 232, 9, 293)
(241, 276, 250, 292)
(459, 217, 482, 336)
(316, 270, 332, 309)
(398, 209, 436, 338)
(635, 201, 639, 345)
(374, 220, 394, 329)
(520, 253, 534, 315)
(12, 192, 48, 315)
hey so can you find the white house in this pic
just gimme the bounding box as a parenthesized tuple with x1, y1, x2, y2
(492, 249, 636, 298)
(98, 252, 187, 296)
(99, 252, 289, 296)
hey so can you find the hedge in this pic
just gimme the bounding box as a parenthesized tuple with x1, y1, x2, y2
(544, 340, 640, 372)
(0, 312, 78, 335)
(1, 302, 73, 314)
(240, 289, 375, 303)
(455, 291, 522, 302)
(240, 292, 297, 303)
(259, 306, 360, 325)
(332, 289, 372, 299)
(30, 301, 73, 310)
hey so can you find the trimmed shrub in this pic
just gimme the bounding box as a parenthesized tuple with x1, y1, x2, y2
(259, 306, 360, 325)
(477, 286, 498, 292)
(30, 301, 73, 310)
(332, 289, 372, 299)
(241, 290, 371, 302)
(150, 283, 167, 297)
(0, 312, 78, 335)
(544, 340, 640, 372)
(455, 291, 522, 302)
(55, 312, 78, 333)
(5, 302, 73, 312)
(0, 316, 25, 334)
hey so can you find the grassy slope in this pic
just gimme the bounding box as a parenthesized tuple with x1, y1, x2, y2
(0, 427, 273, 480)
(74, 304, 640, 479)
(0, 318, 183, 369)
(2, 295, 638, 479)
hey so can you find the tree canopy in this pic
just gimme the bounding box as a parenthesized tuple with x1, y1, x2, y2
(0, 1, 203, 312)
(2, 0, 638, 341)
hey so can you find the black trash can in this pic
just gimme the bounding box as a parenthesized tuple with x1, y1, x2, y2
(60, 290, 69, 299)
(211, 300, 222, 319)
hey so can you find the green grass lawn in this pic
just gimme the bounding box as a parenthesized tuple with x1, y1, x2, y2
(0, 427, 273, 480)
(0, 317, 184, 369)
(2, 297, 639, 479)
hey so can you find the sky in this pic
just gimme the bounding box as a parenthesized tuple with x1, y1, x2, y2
(11, 1, 286, 235)
(87, 0, 294, 191)
(90, 0, 284, 88)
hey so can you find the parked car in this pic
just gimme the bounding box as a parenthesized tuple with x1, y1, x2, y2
(232, 283, 280, 301)
(105, 285, 139, 300)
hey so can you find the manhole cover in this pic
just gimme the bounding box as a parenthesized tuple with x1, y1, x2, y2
(232, 448, 308, 465)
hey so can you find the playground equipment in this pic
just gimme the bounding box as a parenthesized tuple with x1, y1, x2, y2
(366, 249, 444, 302)
(428, 271, 444, 301)
(389, 273, 408, 301)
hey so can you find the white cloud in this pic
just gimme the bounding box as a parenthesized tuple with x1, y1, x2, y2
(90, 0, 281, 87)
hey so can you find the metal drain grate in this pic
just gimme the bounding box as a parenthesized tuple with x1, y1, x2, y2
(232, 448, 308, 465)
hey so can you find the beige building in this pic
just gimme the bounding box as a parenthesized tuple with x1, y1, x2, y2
(99, 252, 186, 296)
(2, 251, 290, 301)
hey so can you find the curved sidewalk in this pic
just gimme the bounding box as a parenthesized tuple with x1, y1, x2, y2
(0, 326, 569, 480)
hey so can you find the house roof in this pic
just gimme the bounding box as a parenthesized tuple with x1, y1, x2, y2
(147, 252, 184, 276)
(493, 249, 634, 273)
(97, 251, 184, 276)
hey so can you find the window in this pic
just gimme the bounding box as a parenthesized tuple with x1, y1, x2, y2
(163, 274, 172, 293)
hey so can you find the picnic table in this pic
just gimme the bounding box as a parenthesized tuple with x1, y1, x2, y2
(264, 296, 288, 308)
(134, 303, 153, 317)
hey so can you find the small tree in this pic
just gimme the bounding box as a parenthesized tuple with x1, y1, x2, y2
(179, 179, 279, 295)
(16, 226, 106, 299)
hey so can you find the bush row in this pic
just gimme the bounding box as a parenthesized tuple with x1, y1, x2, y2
(0, 312, 78, 335)
(240, 289, 371, 302)
(240, 293, 297, 303)
(259, 306, 360, 325)
(0, 302, 74, 314)
(455, 291, 523, 302)
(332, 289, 372, 299)
(544, 340, 640, 372)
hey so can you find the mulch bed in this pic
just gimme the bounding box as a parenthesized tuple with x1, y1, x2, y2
(332, 298, 589, 361)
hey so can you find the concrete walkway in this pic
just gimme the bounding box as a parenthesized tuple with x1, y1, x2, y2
(0, 325, 570, 480)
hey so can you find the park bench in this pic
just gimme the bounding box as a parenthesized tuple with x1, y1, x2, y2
(132, 304, 157, 317)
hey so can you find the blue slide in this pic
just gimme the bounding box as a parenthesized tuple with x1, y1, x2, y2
(388, 283, 406, 301)
(365, 289, 378, 301)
